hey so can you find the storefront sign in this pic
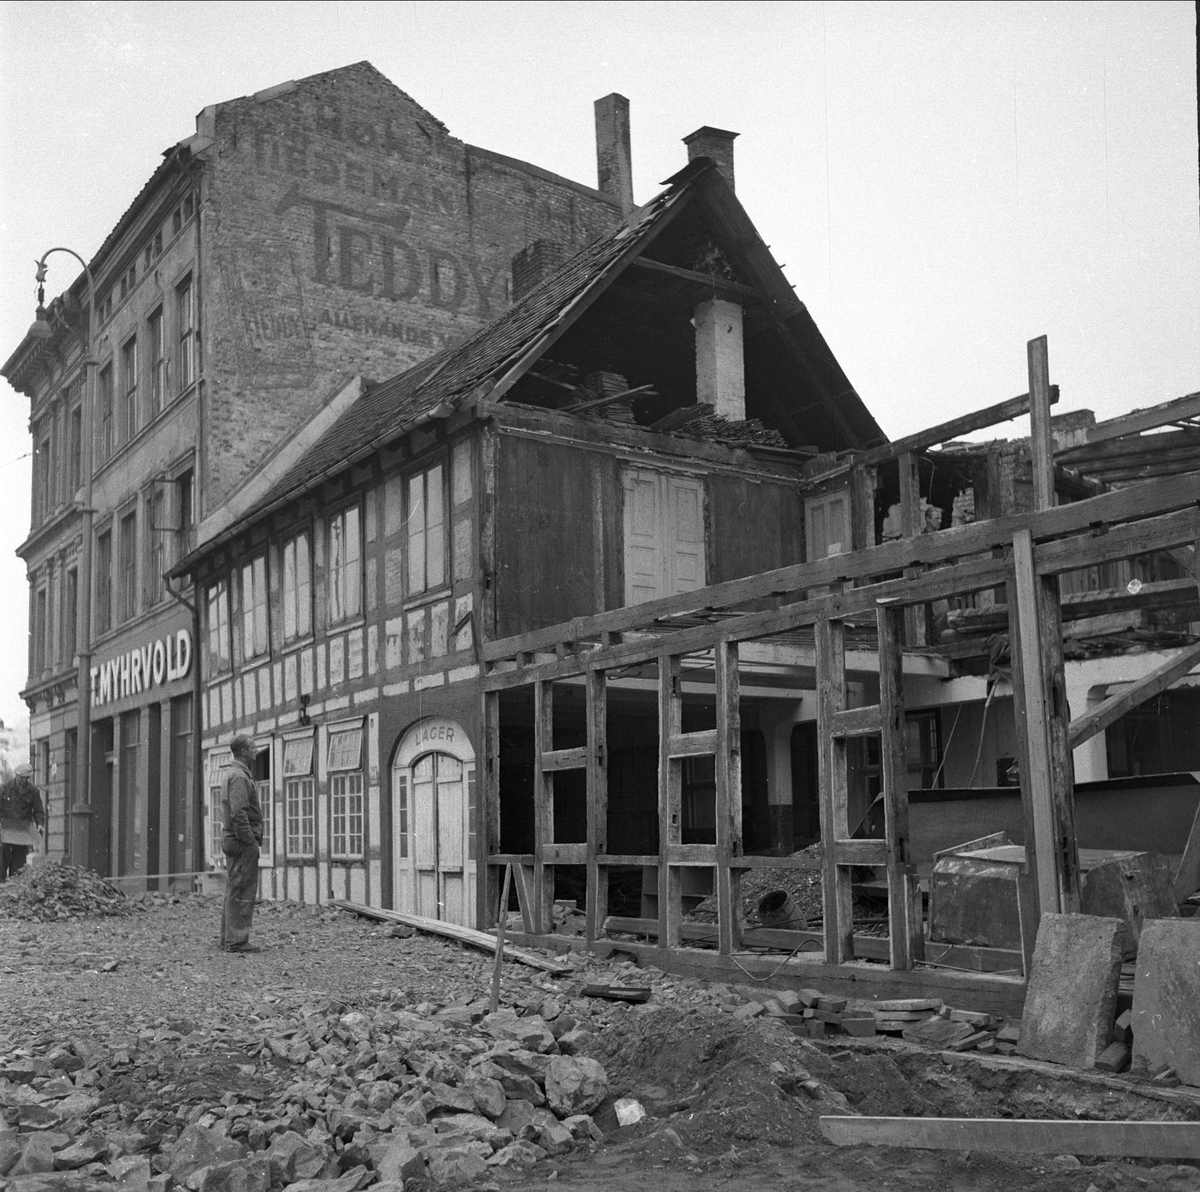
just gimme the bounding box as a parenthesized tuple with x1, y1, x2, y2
(91, 629, 192, 708)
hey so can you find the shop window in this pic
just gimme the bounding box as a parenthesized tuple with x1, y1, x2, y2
(282, 532, 312, 641)
(328, 505, 362, 623)
(407, 463, 445, 595)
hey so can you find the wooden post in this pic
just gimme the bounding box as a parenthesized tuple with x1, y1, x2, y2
(898, 452, 928, 646)
(714, 638, 743, 955)
(479, 691, 502, 929)
(815, 616, 855, 963)
(532, 680, 555, 934)
(1028, 336, 1055, 511)
(490, 863, 512, 1013)
(585, 667, 609, 946)
(1010, 528, 1079, 918)
(657, 651, 683, 949)
(877, 603, 920, 967)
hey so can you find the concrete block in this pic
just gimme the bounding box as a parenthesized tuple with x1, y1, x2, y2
(1131, 919, 1200, 1087)
(1081, 852, 1179, 956)
(1018, 913, 1126, 1070)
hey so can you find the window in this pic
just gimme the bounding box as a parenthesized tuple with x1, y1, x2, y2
(805, 490, 853, 560)
(329, 721, 366, 861)
(406, 464, 446, 595)
(146, 485, 166, 606)
(33, 424, 51, 524)
(257, 776, 273, 861)
(98, 365, 114, 463)
(177, 276, 195, 392)
(622, 469, 706, 605)
(282, 532, 311, 641)
(122, 336, 139, 443)
(283, 734, 315, 858)
(63, 568, 78, 662)
(205, 578, 230, 673)
(119, 508, 137, 622)
(238, 555, 269, 661)
(95, 528, 113, 634)
(148, 307, 165, 418)
(207, 749, 232, 865)
(175, 468, 194, 562)
(327, 506, 362, 623)
(68, 404, 82, 495)
(33, 587, 47, 674)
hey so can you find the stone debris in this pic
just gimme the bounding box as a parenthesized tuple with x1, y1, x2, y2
(0, 864, 144, 923)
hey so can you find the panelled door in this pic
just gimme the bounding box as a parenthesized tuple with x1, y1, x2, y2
(623, 469, 706, 605)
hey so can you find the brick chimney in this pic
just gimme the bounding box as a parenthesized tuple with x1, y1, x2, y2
(594, 93, 634, 215)
(683, 126, 738, 191)
(695, 298, 745, 421)
(511, 239, 567, 302)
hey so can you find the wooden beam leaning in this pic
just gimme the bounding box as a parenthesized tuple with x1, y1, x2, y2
(585, 668, 609, 946)
(815, 616, 855, 963)
(818, 1116, 1200, 1159)
(480, 691, 502, 928)
(1069, 640, 1200, 750)
(658, 651, 684, 949)
(877, 603, 920, 968)
(715, 638, 744, 955)
(532, 681, 555, 934)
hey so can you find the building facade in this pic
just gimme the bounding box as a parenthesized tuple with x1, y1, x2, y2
(3, 62, 630, 880)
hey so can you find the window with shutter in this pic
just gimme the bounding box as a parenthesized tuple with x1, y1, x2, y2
(622, 469, 706, 605)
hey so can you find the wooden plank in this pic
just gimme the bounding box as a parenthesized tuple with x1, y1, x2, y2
(658, 652, 683, 950)
(666, 843, 719, 863)
(1035, 506, 1200, 576)
(1069, 640, 1200, 749)
(541, 843, 586, 864)
(329, 899, 571, 975)
(809, 387, 1057, 475)
(818, 1115, 1200, 1159)
(830, 705, 882, 738)
(532, 681, 555, 934)
(816, 617, 855, 963)
(541, 746, 588, 772)
(1057, 389, 1200, 450)
(585, 668, 608, 946)
(831, 838, 890, 866)
(1010, 531, 1058, 919)
(629, 255, 763, 301)
(1028, 336, 1055, 510)
(482, 471, 1200, 664)
(668, 729, 718, 758)
(715, 638, 743, 955)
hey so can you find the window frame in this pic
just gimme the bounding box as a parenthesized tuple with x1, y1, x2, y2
(406, 462, 447, 597)
(205, 577, 231, 674)
(282, 731, 316, 860)
(148, 305, 166, 419)
(177, 275, 196, 393)
(118, 506, 138, 623)
(95, 526, 113, 635)
(97, 363, 114, 465)
(281, 531, 312, 642)
(237, 554, 269, 663)
(121, 334, 139, 444)
(327, 504, 362, 624)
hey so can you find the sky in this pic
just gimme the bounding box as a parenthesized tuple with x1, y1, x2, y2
(0, 0, 1197, 729)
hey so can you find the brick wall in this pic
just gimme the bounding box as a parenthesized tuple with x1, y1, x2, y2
(201, 62, 620, 515)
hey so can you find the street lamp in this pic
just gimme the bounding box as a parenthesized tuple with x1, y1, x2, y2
(30, 248, 96, 867)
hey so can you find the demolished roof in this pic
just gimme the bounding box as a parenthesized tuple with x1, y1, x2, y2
(175, 160, 883, 575)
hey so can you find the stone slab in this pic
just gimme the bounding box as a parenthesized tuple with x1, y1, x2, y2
(1018, 913, 1126, 1070)
(1131, 919, 1200, 1087)
(1080, 852, 1179, 957)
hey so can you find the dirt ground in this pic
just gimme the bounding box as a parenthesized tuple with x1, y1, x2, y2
(2, 888, 1199, 1192)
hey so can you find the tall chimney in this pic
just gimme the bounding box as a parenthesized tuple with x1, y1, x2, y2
(683, 126, 738, 191)
(695, 298, 745, 421)
(594, 93, 634, 215)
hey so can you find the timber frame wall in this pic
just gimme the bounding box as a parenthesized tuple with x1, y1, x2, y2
(478, 470, 1200, 1009)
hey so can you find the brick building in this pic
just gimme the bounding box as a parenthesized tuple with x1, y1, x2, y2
(2, 62, 631, 880)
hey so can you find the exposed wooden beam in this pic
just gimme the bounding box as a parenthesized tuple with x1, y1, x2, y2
(1068, 640, 1200, 749)
(628, 256, 763, 301)
(1060, 390, 1200, 450)
(818, 1116, 1200, 1159)
(1028, 336, 1055, 510)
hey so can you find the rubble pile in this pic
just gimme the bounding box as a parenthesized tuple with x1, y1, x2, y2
(0, 863, 142, 922)
(686, 414, 789, 449)
(688, 844, 826, 927)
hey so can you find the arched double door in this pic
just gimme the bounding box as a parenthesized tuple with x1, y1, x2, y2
(390, 717, 476, 926)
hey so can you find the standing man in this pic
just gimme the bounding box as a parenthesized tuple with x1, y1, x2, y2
(0, 763, 45, 881)
(220, 735, 263, 953)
